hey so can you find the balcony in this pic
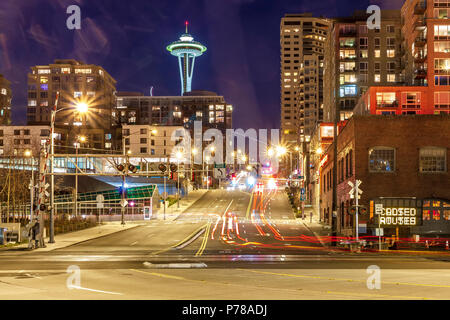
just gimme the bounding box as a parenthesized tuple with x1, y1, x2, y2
(414, 18, 426, 30)
(376, 101, 399, 109)
(414, 1, 427, 15)
(414, 54, 427, 63)
(414, 69, 428, 79)
(414, 36, 427, 47)
(339, 30, 357, 37)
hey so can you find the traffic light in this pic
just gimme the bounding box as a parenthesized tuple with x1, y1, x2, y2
(128, 164, 138, 174)
(116, 164, 125, 172)
(170, 163, 178, 172)
(159, 164, 167, 173)
(39, 204, 46, 211)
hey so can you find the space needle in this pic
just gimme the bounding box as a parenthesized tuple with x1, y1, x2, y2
(167, 22, 207, 95)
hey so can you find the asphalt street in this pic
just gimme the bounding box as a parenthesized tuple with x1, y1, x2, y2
(0, 188, 449, 299)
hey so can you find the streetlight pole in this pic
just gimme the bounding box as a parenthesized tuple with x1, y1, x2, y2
(50, 108, 55, 243)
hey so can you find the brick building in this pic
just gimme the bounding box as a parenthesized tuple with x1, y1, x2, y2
(320, 115, 450, 238)
(0, 74, 12, 125)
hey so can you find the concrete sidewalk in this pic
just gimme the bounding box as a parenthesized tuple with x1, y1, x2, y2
(153, 189, 208, 221)
(299, 214, 332, 247)
(2, 222, 139, 253)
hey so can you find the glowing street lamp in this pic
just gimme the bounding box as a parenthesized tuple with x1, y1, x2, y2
(49, 96, 89, 243)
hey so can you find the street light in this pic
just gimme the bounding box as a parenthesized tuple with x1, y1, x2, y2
(205, 155, 210, 190)
(24, 150, 34, 221)
(176, 150, 183, 208)
(49, 97, 89, 243)
(74, 135, 86, 217)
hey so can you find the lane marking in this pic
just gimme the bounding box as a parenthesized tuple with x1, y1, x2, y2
(130, 241, 138, 246)
(69, 286, 123, 295)
(195, 222, 212, 257)
(245, 192, 254, 219)
(151, 223, 208, 255)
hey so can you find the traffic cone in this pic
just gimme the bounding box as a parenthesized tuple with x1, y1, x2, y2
(446, 240, 449, 250)
(425, 240, 429, 249)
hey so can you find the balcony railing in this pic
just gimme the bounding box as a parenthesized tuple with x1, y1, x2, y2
(376, 101, 399, 109)
(414, 18, 426, 30)
(414, 37, 427, 47)
(414, 1, 427, 15)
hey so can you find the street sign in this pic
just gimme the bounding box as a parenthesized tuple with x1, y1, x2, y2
(214, 163, 226, 169)
(214, 168, 226, 179)
(375, 228, 384, 236)
(120, 199, 128, 207)
(96, 194, 105, 209)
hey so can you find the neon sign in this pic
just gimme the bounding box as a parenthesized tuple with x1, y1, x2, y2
(375, 204, 418, 226)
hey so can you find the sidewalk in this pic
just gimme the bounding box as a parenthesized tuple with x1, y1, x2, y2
(153, 189, 208, 221)
(299, 214, 332, 248)
(2, 222, 139, 252)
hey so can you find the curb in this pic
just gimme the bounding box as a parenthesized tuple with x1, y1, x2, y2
(37, 224, 141, 252)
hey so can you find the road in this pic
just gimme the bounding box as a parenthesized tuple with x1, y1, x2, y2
(0, 187, 449, 300)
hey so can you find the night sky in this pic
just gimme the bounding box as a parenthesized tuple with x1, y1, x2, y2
(0, 0, 403, 129)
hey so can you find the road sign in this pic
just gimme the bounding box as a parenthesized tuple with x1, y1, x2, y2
(214, 163, 226, 169)
(120, 199, 128, 207)
(375, 228, 384, 236)
(214, 168, 226, 179)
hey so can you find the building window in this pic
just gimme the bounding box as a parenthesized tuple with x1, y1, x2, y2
(0, 88, 6, 95)
(435, 75, 450, 85)
(387, 25, 395, 33)
(140, 128, 147, 134)
(387, 74, 396, 82)
(423, 200, 450, 222)
(369, 147, 395, 172)
(387, 50, 396, 58)
(360, 50, 368, 58)
(435, 91, 450, 109)
(374, 74, 381, 82)
(374, 50, 381, 58)
(28, 100, 37, 107)
(420, 147, 447, 173)
(434, 25, 450, 38)
(140, 138, 147, 144)
(434, 41, 450, 53)
(140, 147, 147, 154)
(61, 67, 71, 74)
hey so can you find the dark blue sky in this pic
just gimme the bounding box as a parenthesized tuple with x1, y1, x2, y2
(0, 0, 402, 129)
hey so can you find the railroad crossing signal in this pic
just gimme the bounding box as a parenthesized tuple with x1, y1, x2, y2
(348, 180, 362, 199)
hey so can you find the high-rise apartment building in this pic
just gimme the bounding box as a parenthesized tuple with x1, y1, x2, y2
(0, 74, 12, 125)
(400, 0, 450, 114)
(280, 14, 331, 146)
(324, 10, 403, 122)
(27, 59, 117, 153)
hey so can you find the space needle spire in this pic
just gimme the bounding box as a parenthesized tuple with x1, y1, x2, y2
(167, 22, 207, 95)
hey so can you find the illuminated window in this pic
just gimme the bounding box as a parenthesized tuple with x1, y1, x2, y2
(38, 69, 50, 74)
(40, 76, 48, 84)
(374, 74, 381, 82)
(374, 50, 381, 58)
(376, 92, 396, 106)
(360, 50, 368, 58)
(369, 147, 395, 172)
(74, 92, 82, 98)
(434, 25, 450, 37)
(423, 210, 431, 220)
(339, 85, 357, 97)
(61, 68, 71, 74)
(387, 74, 396, 82)
(420, 147, 447, 172)
(28, 100, 37, 107)
(387, 50, 395, 57)
(434, 41, 450, 53)
(0, 88, 6, 95)
(75, 69, 92, 74)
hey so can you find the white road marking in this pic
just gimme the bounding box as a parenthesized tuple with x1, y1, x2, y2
(69, 286, 123, 295)
(130, 241, 138, 246)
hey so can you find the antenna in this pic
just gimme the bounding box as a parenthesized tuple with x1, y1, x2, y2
(185, 21, 189, 33)
(150, 86, 154, 96)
